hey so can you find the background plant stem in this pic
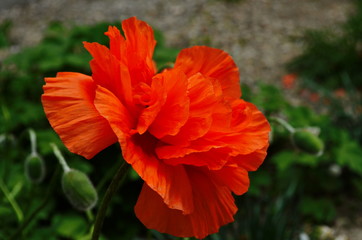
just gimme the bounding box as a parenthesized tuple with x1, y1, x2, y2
(0, 178, 23, 223)
(91, 161, 130, 240)
(9, 166, 60, 240)
(270, 116, 295, 133)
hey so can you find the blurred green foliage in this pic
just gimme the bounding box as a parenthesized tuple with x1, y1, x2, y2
(0, 20, 12, 49)
(286, 0, 362, 144)
(287, 0, 362, 90)
(240, 81, 362, 238)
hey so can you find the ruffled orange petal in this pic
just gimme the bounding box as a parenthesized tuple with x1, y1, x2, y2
(218, 101, 270, 156)
(135, 184, 194, 237)
(162, 148, 231, 170)
(159, 117, 212, 147)
(147, 70, 190, 139)
(187, 73, 220, 117)
(41, 72, 117, 159)
(230, 145, 268, 171)
(134, 80, 164, 134)
(205, 100, 270, 156)
(135, 167, 238, 239)
(230, 99, 270, 132)
(93, 85, 135, 136)
(122, 17, 156, 64)
(104, 25, 124, 60)
(157, 99, 269, 170)
(83, 42, 133, 108)
(123, 133, 194, 214)
(84, 17, 158, 107)
(159, 73, 217, 146)
(210, 166, 249, 195)
(156, 137, 217, 160)
(121, 17, 157, 85)
(93, 85, 194, 214)
(174, 46, 241, 99)
(209, 101, 233, 133)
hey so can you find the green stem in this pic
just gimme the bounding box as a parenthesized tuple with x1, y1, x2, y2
(51, 143, 70, 173)
(9, 167, 60, 240)
(96, 161, 122, 192)
(270, 116, 295, 133)
(0, 178, 23, 222)
(91, 161, 130, 240)
(28, 129, 37, 155)
(86, 210, 94, 222)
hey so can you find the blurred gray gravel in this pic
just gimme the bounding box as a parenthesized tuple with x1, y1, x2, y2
(0, 0, 352, 86)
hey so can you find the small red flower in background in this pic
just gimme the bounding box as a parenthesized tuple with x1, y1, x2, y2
(42, 17, 270, 239)
(334, 88, 346, 98)
(282, 73, 297, 89)
(309, 92, 320, 102)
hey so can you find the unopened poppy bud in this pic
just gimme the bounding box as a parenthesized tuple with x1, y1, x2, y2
(25, 153, 45, 184)
(62, 169, 98, 211)
(291, 129, 324, 156)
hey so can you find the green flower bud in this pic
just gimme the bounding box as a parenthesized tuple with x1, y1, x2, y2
(25, 153, 45, 184)
(292, 129, 324, 156)
(62, 169, 98, 211)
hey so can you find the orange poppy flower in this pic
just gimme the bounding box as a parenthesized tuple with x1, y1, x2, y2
(42, 17, 270, 239)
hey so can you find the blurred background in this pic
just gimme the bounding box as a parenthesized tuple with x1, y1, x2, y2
(1, 0, 361, 239)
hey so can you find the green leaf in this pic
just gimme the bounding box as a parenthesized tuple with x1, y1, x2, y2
(272, 151, 295, 171)
(52, 213, 88, 238)
(0, 205, 12, 217)
(248, 171, 271, 196)
(336, 138, 362, 175)
(128, 168, 140, 181)
(252, 83, 287, 113)
(300, 197, 336, 222)
(28, 228, 58, 240)
(285, 105, 322, 127)
(272, 150, 319, 172)
(0, 20, 12, 48)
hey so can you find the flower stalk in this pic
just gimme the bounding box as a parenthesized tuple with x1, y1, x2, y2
(270, 116, 295, 133)
(91, 161, 130, 240)
(28, 129, 37, 155)
(51, 143, 70, 173)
